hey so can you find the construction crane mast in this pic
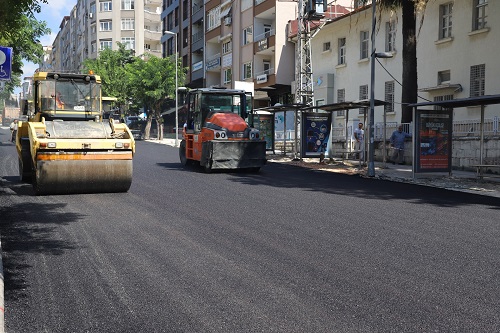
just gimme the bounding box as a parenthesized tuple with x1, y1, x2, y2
(293, 0, 331, 158)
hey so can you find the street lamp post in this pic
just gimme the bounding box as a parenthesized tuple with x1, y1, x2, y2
(368, 1, 393, 177)
(164, 30, 178, 147)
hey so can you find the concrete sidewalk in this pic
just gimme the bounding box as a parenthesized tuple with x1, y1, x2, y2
(149, 137, 500, 198)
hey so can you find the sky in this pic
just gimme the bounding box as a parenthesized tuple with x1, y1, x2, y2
(15, 0, 76, 93)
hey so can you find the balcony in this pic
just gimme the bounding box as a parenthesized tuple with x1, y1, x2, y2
(205, 53, 221, 71)
(144, 29, 162, 42)
(254, 68, 276, 87)
(144, 10, 160, 22)
(254, 33, 275, 55)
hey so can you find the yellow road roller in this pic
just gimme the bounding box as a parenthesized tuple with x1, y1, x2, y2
(16, 71, 135, 195)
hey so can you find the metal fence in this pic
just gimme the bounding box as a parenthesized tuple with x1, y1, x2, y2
(327, 117, 500, 142)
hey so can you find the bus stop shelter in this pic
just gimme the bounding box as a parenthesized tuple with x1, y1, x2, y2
(256, 99, 387, 160)
(409, 94, 500, 179)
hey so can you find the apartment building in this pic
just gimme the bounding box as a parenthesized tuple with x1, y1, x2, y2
(46, 0, 163, 72)
(161, 0, 297, 107)
(311, 0, 499, 126)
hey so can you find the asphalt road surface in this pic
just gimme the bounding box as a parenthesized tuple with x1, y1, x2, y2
(1, 129, 499, 332)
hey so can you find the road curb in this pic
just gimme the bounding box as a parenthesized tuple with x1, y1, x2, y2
(0, 239, 4, 333)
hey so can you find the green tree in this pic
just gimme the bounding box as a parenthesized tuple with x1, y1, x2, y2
(125, 54, 185, 140)
(0, 13, 49, 98)
(360, 0, 428, 123)
(83, 43, 135, 114)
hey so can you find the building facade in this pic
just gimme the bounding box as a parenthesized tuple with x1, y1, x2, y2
(311, 0, 499, 127)
(45, 0, 163, 72)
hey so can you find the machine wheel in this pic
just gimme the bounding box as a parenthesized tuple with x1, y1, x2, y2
(179, 140, 188, 167)
(204, 160, 213, 173)
(19, 140, 33, 182)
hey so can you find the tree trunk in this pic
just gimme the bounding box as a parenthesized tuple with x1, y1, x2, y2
(144, 114, 153, 139)
(401, 1, 418, 124)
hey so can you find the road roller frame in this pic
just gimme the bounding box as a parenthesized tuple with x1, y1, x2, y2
(179, 88, 266, 173)
(16, 72, 135, 195)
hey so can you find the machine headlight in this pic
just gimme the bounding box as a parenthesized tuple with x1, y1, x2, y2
(214, 131, 227, 139)
(249, 130, 260, 140)
(40, 142, 56, 148)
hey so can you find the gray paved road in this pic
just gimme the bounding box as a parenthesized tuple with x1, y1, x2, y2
(1, 130, 500, 332)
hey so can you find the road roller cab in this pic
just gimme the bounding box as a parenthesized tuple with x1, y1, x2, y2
(179, 88, 266, 172)
(16, 72, 135, 195)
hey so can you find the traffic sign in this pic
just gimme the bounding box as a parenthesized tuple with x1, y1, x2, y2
(0, 46, 13, 81)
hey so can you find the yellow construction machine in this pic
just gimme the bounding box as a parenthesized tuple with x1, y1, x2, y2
(16, 71, 135, 195)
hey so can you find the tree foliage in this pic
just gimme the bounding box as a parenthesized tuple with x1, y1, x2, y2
(125, 54, 186, 140)
(0, 0, 50, 97)
(83, 43, 135, 107)
(84, 47, 186, 139)
(359, 0, 429, 123)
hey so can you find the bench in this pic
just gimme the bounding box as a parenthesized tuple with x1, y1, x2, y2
(472, 165, 500, 180)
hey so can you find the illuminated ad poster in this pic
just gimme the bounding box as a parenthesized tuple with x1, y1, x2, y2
(415, 109, 453, 173)
(302, 112, 332, 157)
(256, 114, 274, 150)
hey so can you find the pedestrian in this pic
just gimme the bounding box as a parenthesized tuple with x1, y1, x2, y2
(10, 119, 18, 143)
(390, 124, 411, 165)
(353, 122, 364, 160)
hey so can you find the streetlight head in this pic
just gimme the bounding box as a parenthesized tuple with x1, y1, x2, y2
(164, 31, 176, 36)
(375, 52, 393, 59)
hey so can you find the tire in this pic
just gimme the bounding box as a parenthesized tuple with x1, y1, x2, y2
(19, 140, 33, 182)
(204, 159, 213, 173)
(179, 140, 188, 167)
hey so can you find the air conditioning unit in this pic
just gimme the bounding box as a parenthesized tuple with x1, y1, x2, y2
(224, 16, 232, 26)
(88, 12, 93, 19)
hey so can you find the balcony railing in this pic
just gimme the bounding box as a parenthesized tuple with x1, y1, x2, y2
(192, 31, 203, 43)
(254, 29, 275, 42)
(144, 30, 161, 41)
(205, 53, 221, 71)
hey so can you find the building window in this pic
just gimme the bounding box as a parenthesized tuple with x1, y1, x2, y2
(263, 60, 271, 74)
(439, 3, 453, 39)
(100, 20, 112, 31)
(243, 62, 252, 80)
(90, 2, 96, 15)
(337, 88, 345, 117)
(99, 39, 113, 50)
(121, 0, 134, 10)
(359, 85, 368, 115)
(473, 0, 488, 30)
(100, 1, 112, 11)
(121, 37, 135, 50)
(91, 42, 97, 53)
(224, 68, 232, 84)
(243, 26, 253, 45)
(360, 31, 369, 59)
(434, 95, 453, 110)
(385, 21, 396, 52)
(222, 40, 232, 54)
(207, 6, 221, 31)
(167, 13, 173, 30)
(241, 0, 252, 12)
(183, 28, 188, 48)
(384, 81, 394, 113)
(323, 42, 330, 52)
(470, 64, 485, 97)
(91, 24, 96, 34)
(338, 38, 346, 65)
(121, 18, 134, 30)
(438, 70, 450, 84)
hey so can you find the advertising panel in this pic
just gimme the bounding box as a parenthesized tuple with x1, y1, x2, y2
(302, 112, 332, 157)
(255, 114, 274, 150)
(415, 109, 453, 173)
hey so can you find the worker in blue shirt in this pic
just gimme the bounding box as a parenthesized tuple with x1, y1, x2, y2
(390, 125, 411, 165)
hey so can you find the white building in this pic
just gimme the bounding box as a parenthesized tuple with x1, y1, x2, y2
(311, 0, 499, 128)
